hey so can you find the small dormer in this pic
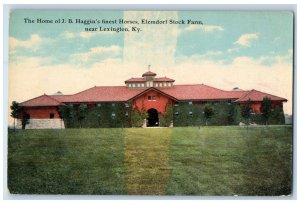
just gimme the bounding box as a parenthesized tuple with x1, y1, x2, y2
(125, 68, 175, 89)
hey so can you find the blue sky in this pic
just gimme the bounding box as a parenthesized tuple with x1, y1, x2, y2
(176, 11, 293, 65)
(9, 11, 293, 66)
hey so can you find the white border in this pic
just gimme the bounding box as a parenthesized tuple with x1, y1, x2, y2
(1, 2, 299, 203)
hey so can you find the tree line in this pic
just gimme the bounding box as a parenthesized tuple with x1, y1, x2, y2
(10, 97, 285, 129)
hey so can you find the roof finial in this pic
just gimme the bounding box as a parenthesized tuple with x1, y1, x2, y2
(148, 65, 151, 71)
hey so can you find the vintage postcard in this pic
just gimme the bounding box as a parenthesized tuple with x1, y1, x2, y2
(7, 10, 293, 196)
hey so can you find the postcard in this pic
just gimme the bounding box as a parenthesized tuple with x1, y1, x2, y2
(7, 10, 293, 196)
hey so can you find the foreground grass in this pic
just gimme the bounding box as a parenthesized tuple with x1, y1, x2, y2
(167, 126, 292, 196)
(8, 129, 126, 194)
(124, 128, 171, 195)
(8, 126, 292, 195)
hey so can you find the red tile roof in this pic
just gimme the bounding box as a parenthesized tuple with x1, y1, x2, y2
(125, 78, 145, 82)
(50, 95, 75, 102)
(142, 71, 156, 77)
(19, 94, 63, 107)
(125, 76, 175, 83)
(234, 89, 287, 102)
(158, 84, 247, 101)
(56, 86, 145, 103)
(19, 85, 287, 106)
(154, 77, 175, 82)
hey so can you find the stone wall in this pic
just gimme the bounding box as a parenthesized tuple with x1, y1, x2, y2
(16, 119, 65, 129)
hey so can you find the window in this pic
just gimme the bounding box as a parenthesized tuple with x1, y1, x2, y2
(97, 103, 101, 107)
(175, 111, 179, 116)
(50, 113, 54, 119)
(148, 96, 156, 101)
(137, 83, 140, 87)
(174, 103, 179, 107)
(141, 83, 144, 87)
(189, 111, 193, 116)
(133, 84, 136, 87)
(112, 103, 115, 107)
(111, 113, 116, 118)
(129, 84, 132, 87)
(188, 101, 193, 105)
(125, 103, 129, 108)
(125, 112, 129, 117)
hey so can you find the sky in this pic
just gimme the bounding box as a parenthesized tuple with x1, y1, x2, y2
(8, 10, 294, 124)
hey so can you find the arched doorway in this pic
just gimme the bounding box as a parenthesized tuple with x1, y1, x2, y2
(147, 108, 159, 127)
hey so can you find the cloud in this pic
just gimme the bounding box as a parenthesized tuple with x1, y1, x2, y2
(9, 34, 46, 51)
(89, 45, 121, 55)
(79, 32, 97, 39)
(183, 24, 224, 33)
(227, 47, 240, 53)
(62, 30, 115, 40)
(234, 33, 259, 47)
(70, 45, 122, 62)
(62, 31, 77, 39)
(176, 51, 224, 63)
(123, 11, 179, 68)
(9, 50, 293, 128)
(258, 49, 293, 65)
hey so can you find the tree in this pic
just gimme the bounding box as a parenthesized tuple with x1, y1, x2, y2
(227, 104, 241, 125)
(140, 104, 148, 120)
(261, 97, 272, 125)
(58, 105, 75, 128)
(131, 108, 143, 127)
(204, 105, 214, 126)
(77, 104, 87, 128)
(21, 113, 30, 129)
(10, 101, 20, 130)
(241, 100, 252, 125)
(163, 104, 173, 127)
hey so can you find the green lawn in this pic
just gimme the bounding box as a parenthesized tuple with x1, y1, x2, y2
(7, 126, 292, 195)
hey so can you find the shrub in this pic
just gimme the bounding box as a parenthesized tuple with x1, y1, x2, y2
(131, 108, 144, 127)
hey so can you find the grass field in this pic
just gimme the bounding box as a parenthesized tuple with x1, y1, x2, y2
(7, 126, 292, 196)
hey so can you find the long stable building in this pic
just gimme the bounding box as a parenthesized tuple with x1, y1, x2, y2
(16, 70, 287, 129)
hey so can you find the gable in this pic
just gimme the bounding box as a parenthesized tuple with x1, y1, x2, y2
(128, 87, 178, 102)
(235, 89, 287, 102)
(19, 94, 63, 107)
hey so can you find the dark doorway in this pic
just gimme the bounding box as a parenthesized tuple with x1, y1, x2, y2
(147, 108, 159, 127)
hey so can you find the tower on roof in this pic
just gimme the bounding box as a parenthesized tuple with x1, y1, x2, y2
(142, 70, 157, 77)
(142, 66, 156, 87)
(125, 68, 174, 89)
